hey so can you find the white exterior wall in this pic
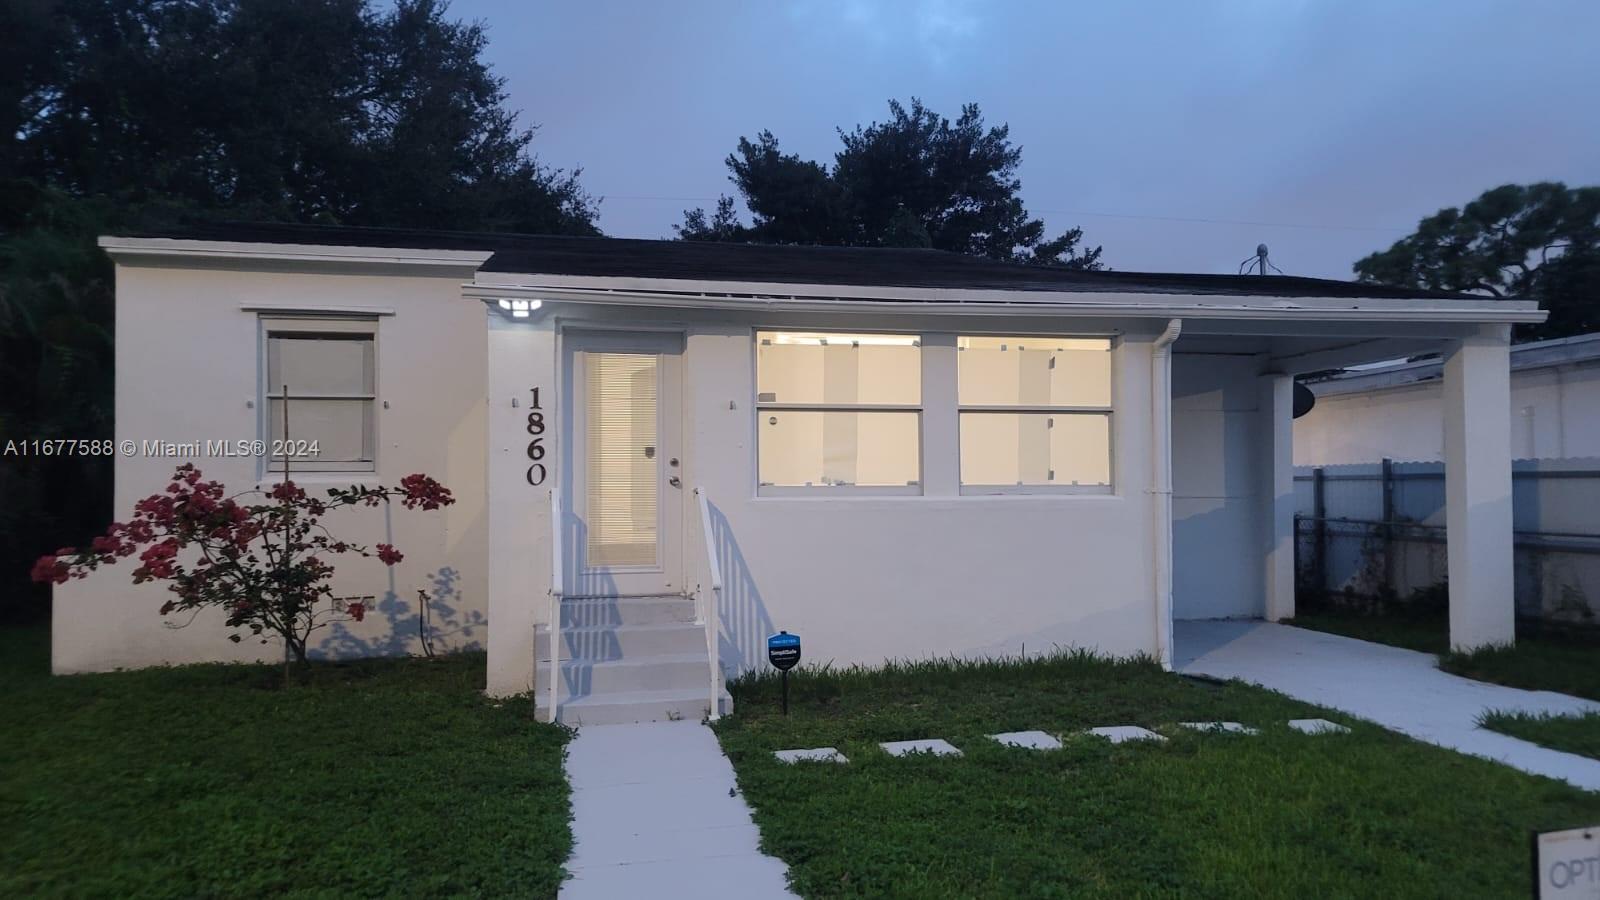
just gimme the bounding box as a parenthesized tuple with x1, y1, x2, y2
(1296, 358, 1600, 465)
(480, 309, 1168, 693)
(687, 324, 1161, 672)
(52, 262, 489, 673)
(1170, 354, 1266, 620)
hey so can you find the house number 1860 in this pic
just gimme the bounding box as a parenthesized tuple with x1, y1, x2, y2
(526, 387, 548, 486)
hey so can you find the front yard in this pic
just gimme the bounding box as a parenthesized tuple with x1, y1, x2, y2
(0, 626, 572, 898)
(715, 653, 1600, 899)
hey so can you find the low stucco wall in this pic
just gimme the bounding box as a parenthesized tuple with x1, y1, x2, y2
(52, 261, 489, 673)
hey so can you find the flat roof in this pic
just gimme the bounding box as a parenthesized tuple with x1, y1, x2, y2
(1307, 332, 1600, 396)
(113, 220, 1479, 302)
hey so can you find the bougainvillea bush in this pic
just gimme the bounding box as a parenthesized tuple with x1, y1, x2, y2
(32, 464, 454, 669)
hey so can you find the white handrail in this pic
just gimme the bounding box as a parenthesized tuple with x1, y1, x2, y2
(693, 487, 723, 721)
(548, 487, 563, 724)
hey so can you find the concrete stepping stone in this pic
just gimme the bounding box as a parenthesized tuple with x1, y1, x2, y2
(774, 747, 847, 764)
(1179, 721, 1258, 735)
(1288, 718, 1350, 735)
(1086, 725, 1166, 744)
(988, 730, 1063, 750)
(879, 739, 963, 757)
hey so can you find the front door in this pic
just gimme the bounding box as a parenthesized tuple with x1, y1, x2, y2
(566, 331, 683, 596)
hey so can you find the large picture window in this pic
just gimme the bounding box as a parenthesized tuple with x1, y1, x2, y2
(755, 331, 921, 493)
(957, 335, 1112, 492)
(262, 318, 377, 472)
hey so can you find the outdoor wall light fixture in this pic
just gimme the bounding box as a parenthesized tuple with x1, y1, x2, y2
(495, 298, 542, 318)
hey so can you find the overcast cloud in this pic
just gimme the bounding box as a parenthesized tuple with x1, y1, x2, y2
(448, 0, 1600, 279)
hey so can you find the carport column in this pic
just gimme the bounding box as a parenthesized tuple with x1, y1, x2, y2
(1257, 373, 1295, 621)
(1442, 325, 1514, 651)
(485, 309, 558, 697)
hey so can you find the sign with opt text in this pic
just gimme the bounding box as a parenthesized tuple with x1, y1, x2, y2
(1534, 826, 1600, 899)
(767, 632, 801, 671)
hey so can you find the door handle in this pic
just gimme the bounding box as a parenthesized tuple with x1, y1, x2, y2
(668, 476, 682, 488)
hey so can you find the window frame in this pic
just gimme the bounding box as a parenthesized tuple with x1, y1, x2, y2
(258, 316, 379, 475)
(956, 334, 1116, 496)
(752, 328, 925, 497)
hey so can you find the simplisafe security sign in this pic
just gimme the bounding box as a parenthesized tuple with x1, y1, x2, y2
(1534, 825, 1600, 899)
(767, 631, 801, 671)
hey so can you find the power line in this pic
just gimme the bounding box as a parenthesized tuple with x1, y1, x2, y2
(597, 193, 1413, 235)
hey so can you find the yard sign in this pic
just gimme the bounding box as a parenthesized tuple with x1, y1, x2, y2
(1534, 825, 1600, 899)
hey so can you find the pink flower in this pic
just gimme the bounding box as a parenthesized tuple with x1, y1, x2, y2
(31, 555, 70, 585)
(375, 543, 403, 566)
(347, 602, 366, 622)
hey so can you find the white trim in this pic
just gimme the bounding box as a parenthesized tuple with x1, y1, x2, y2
(465, 281, 1545, 324)
(100, 236, 493, 269)
(243, 303, 396, 317)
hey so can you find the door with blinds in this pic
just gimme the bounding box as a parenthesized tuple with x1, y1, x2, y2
(567, 331, 684, 596)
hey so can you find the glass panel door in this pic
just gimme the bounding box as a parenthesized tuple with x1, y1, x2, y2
(584, 352, 661, 568)
(566, 331, 683, 597)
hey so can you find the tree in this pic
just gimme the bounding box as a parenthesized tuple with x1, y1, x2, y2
(2, 0, 598, 622)
(34, 465, 455, 677)
(1354, 183, 1600, 340)
(677, 99, 1103, 270)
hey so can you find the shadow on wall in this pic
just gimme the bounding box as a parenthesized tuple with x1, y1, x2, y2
(313, 566, 485, 660)
(555, 510, 621, 701)
(708, 502, 776, 674)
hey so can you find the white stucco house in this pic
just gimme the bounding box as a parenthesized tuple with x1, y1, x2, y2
(55, 222, 1544, 723)
(1296, 332, 1600, 465)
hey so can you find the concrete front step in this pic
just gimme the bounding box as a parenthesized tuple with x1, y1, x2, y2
(537, 687, 735, 726)
(536, 622, 706, 663)
(553, 653, 712, 696)
(560, 595, 697, 628)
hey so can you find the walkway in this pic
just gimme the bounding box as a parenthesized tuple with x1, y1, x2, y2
(561, 720, 797, 899)
(1176, 620, 1600, 791)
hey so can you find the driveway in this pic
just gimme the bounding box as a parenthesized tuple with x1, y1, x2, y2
(1176, 619, 1600, 791)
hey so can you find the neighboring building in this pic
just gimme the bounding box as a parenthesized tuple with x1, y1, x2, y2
(55, 222, 1543, 723)
(1296, 333, 1600, 465)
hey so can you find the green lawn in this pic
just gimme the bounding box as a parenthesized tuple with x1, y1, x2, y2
(1480, 711, 1600, 762)
(0, 626, 572, 898)
(1287, 608, 1600, 701)
(715, 653, 1600, 899)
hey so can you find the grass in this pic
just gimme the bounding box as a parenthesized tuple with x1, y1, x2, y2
(1287, 607, 1600, 701)
(715, 652, 1600, 899)
(1481, 710, 1600, 761)
(0, 625, 572, 898)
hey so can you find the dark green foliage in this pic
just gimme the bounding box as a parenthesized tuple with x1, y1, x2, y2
(1480, 710, 1600, 761)
(678, 99, 1103, 270)
(1353, 182, 1600, 340)
(1, 0, 599, 620)
(0, 626, 572, 897)
(716, 653, 1600, 898)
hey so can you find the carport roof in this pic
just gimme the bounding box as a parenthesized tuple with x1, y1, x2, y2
(114, 220, 1475, 302)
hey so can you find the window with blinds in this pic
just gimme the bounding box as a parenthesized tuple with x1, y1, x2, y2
(957, 335, 1112, 492)
(262, 319, 377, 472)
(584, 352, 661, 568)
(755, 331, 922, 493)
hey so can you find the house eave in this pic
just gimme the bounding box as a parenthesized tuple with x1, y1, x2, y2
(98, 236, 494, 274)
(463, 278, 1547, 325)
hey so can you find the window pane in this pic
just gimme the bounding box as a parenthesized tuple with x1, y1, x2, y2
(268, 334, 373, 396)
(268, 398, 372, 464)
(957, 336, 1110, 407)
(757, 331, 920, 405)
(586, 352, 659, 568)
(759, 411, 920, 487)
(960, 412, 1110, 487)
